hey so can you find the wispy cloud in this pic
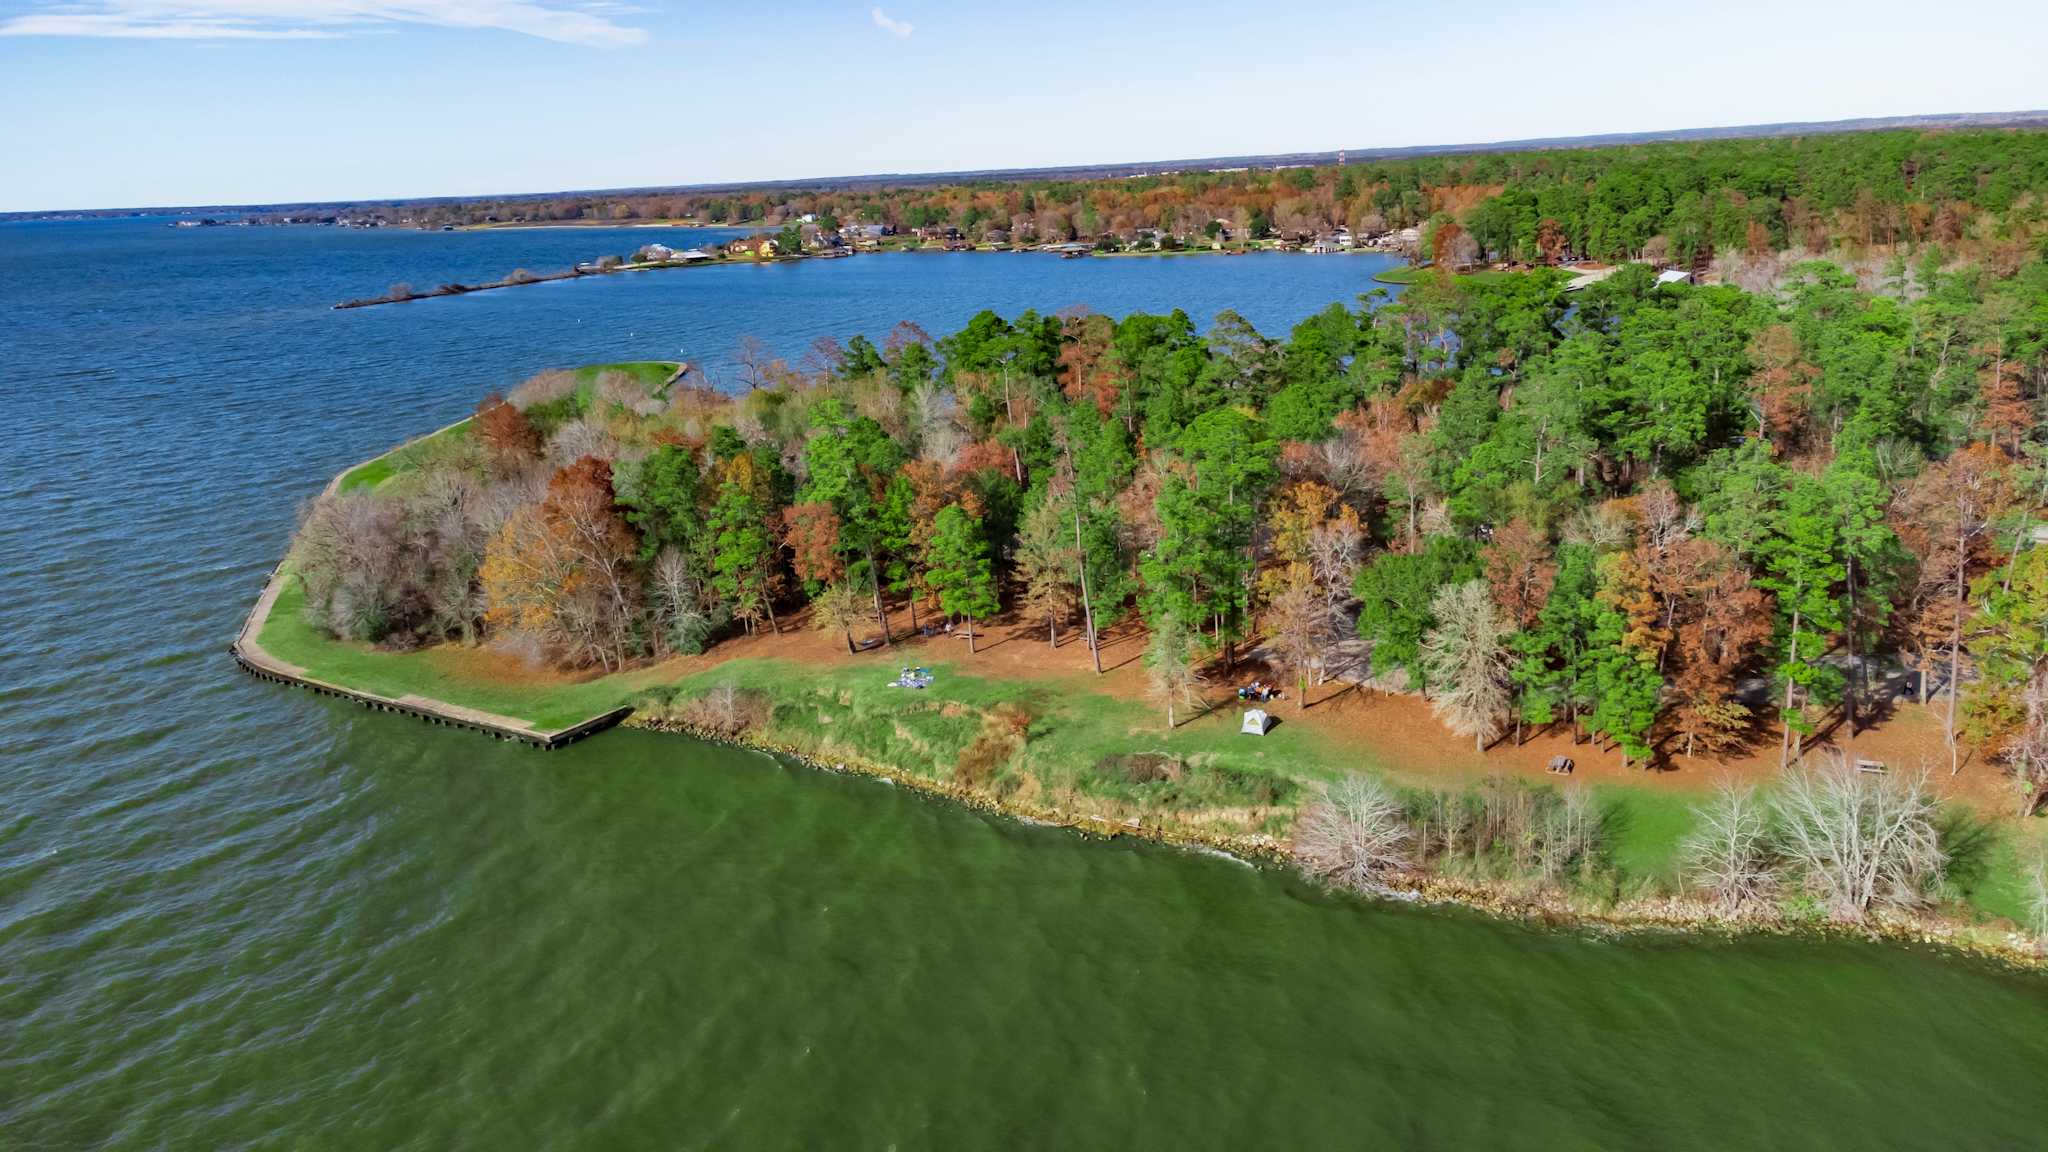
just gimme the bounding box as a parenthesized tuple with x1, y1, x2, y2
(869, 5, 909, 38)
(0, 0, 650, 46)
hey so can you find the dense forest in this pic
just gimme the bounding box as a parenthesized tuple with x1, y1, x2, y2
(397, 129, 2048, 268)
(297, 239, 2048, 823)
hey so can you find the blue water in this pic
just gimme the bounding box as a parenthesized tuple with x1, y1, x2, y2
(6, 218, 2046, 1150)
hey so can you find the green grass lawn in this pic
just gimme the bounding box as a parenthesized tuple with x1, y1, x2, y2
(574, 361, 679, 395)
(257, 579, 2040, 924)
(652, 657, 1311, 826)
(338, 420, 473, 493)
(333, 362, 677, 495)
(1374, 264, 1571, 288)
(260, 578, 651, 730)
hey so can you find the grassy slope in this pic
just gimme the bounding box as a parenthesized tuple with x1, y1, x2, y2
(333, 362, 675, 494)
(574, 361, 678, 395)
(260, 580, 661, 729)
(252, 594, 2042, 921)
(339, 420, 473, 493)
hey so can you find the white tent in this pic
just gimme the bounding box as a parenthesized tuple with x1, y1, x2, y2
(1241, 709, 1272, 736)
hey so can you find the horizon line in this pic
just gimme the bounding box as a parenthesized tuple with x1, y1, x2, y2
(11, 107, 2048, 219)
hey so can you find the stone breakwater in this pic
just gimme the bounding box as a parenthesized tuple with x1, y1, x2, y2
(629, 714, 2048, 972)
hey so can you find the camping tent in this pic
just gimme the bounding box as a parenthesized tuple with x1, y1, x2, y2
(1241, 709, 1272, 736)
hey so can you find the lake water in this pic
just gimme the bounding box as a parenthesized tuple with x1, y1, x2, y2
(4, 218, 2046, 1149)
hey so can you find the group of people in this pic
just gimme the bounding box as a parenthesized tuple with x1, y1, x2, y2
(1236, 681, 1283, 703)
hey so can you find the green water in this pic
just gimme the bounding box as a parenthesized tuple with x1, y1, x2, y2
(15, 716, 2044, 1149)
(7, 218, 2047, 1148)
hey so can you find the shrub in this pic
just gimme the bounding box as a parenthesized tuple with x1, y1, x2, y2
(1681, 783, 1778, 915)
(953, 703, 1034, 787)
(1770, 756, 1942, 921)
(667, 683, 765, 737)
(1294, 777, 1412, 890)
(509, 369, 578, 412)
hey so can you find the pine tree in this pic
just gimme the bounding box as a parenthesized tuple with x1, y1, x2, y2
(1588, 551, 1667, 768)
(926, 503, 1000, 653)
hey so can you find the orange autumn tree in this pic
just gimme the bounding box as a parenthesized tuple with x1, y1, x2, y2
(1893, 442, 2012, 772)
(480, 456, 640, 671)
(1057, 312, 1126, 419)
(1667, 542, 1773, 758)
(1484, 519, 1556, 632)
(474, 392, 541, 473)
(1744, 323, 1816, 454)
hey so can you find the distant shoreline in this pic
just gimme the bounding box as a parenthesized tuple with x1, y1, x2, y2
(333, 244, 1408, 309)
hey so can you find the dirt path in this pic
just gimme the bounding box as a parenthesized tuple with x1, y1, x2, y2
(458, 596, 2015, 805)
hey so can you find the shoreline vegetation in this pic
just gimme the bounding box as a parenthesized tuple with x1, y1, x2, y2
(257, 130, 2048, 967)
(256, 276, 2048, 959)
(634, 714, 2047, 971)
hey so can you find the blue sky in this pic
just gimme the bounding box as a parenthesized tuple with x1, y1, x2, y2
(3, 0, 2045, 212)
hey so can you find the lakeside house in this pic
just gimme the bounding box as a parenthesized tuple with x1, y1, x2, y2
(725, 235, 779, 258)
(633, 243, 715, 265)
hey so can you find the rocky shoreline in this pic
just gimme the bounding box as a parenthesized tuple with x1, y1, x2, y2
(627, 714, 2048, 972)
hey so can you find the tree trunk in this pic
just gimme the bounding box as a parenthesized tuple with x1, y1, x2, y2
(868, 548, 892, 646)
(1843, 556, 1860, 753)
(909, 594, 918, 634)
(1947, 560, 1965, 776)
(1072, 502, 1101, 674)
(967, 616, 976, 654)
(1780, 606, 1801, 769)
(765, 596, 779, 635)
(1048, 613, 1058, 649)
(844, 628, 855, 656)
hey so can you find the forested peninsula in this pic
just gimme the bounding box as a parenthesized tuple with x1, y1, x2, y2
(253, 131, 2048, 959)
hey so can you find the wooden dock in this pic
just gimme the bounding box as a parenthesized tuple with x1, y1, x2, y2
(228, 437, 633, 750)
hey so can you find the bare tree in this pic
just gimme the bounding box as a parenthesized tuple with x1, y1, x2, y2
(547, 418, 619, 466)
(1014, 492, 1079, 648)
(1144, 615, 1207, 730)
(509, 369, 578, 412)
(1266, 580, 1327, 710)
(1770, 756, 1943, 921)
(1536, 785, 1601, 882)
(649, 546, 715, 655)
(296, 489, 403, 639)
(735, 335, 774, 391)
(1420, 580, 1512, 750)
(1293, 777, 1413, 890)
(1681, 783, 1779, 915)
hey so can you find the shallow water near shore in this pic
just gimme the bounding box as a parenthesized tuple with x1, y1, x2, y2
(5, 218, 2048, 1149)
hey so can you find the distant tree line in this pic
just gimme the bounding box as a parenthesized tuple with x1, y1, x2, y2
(378, 130, 2048, 268)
